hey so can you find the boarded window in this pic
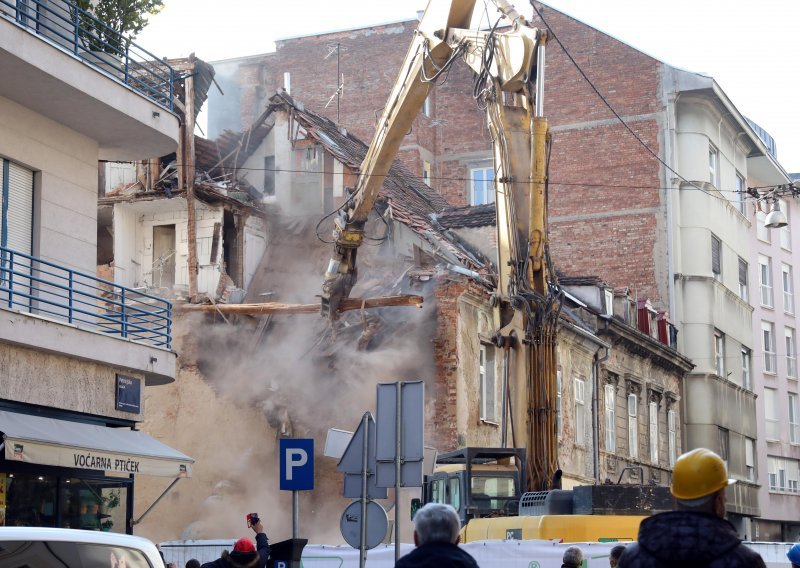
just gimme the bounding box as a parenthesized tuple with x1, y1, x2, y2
(628, 393, 638, 459)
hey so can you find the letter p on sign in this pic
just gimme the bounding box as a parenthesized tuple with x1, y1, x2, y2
(279, 438, 314, 491)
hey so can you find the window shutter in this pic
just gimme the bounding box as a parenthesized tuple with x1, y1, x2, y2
(739, 258, 747, 286)
(711, 236, 721, 275)
(6, 162, 34, 255)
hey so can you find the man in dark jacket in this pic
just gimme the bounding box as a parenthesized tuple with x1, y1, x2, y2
(395, 502, 478, 568)
(201, 518, 270, 568)
(619, 448, 765, 568)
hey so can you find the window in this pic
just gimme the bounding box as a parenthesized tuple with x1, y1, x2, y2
(0, 159, 34, 296)
(628, 393, 638, 459)
(649, 401, 659, 463)
(767, 456, 800, 493)
(757, 209, 771, 242)
(759, 255, 773, 308)
(763, 321, 777, 373)
(783, 264, 795, 314)
(574, 377, 586, 444)
(422, 161, 431, 187)
(479, 344, 497, 422)
(470, 166, 495, 206)
(780, 199, 792, 250)
(604, 384, 616, 452)
(764, 387, 779, 440)
(668, 409, 677, 466)
(711, 235, 722, 281)
(738, 257, 748, 302)
(790, 393, 799, 444)
(448, 477, 461, 511)
(556, 368, 562, 438)
(714, 330, 725, 377)
(786, 327, 797, 379)
(735, 172, 746, 215)
(745, 437, 756, 482)
(741, 348, 752, 390)
(708, 144, 718, 187)
(718, 427, 729, 468)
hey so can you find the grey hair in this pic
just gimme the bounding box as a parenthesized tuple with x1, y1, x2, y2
(563, 545, 584, 567)
(412, 503, 461, 545)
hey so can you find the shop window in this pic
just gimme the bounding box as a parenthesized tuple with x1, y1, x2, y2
(0, 471, 130, 533)
(2, 472, 57, 527)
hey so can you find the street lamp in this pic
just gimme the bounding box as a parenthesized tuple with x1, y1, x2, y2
(765, 199, 788, 229)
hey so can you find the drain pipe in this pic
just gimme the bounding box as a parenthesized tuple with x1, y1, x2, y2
(592, 329, 611, 483)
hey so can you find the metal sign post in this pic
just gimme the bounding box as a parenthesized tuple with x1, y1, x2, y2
(279, 438, 314, 541)
(336, 412, 387, 567)
(360, 413, 369, 568)
(376, 381, 425, 563)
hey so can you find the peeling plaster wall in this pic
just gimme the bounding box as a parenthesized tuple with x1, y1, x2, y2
(556, 328, 598, 486)
(456, 294, 503, 448)
(0, 342, 145, 420)
(599, 338, 683, 487)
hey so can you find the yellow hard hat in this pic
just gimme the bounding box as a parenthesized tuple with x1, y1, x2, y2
(670, 448, 736, 500)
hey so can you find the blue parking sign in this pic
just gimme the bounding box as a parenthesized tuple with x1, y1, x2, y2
(280, 438, 314, 491)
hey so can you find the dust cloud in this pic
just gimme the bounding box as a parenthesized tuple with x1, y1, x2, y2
(135, 213, 439, 545)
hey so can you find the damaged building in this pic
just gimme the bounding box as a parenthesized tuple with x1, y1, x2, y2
(114, 89, 692, 542)
(97, 57, 268, 301)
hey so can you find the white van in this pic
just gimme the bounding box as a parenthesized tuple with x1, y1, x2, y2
(0, 527, 165, 567)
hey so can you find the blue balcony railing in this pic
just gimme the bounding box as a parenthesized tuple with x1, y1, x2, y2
(0, 0, 174, 110)
(0, 246, 172, 350)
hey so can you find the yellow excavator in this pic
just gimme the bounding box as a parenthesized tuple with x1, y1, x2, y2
(321, 0, 669, 542)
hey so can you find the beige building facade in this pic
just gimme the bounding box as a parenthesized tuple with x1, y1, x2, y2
(0, 1, 190, 535)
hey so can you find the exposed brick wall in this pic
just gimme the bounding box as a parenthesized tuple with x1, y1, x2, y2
(431, 277, 465, 451)
(225, 3, 670, 307)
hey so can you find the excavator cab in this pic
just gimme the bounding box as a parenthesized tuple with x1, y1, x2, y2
(421, 447, 526, 526)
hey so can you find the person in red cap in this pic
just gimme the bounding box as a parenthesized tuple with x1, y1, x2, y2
(201, 517, 270, 568)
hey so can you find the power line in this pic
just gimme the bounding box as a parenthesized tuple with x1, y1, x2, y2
(102, 161, 747, 196)
(529, 2, 729, 204)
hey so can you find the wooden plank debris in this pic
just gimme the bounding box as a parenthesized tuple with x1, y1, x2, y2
(177, 294, 423, 315)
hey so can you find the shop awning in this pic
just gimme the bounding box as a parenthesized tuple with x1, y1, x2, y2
(0, 410, 193, 478)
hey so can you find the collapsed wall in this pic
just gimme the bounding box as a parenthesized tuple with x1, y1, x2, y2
(134, 213, 439, 544)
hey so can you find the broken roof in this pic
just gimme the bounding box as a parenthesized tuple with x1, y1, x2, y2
(436, 203, 497, 229)
(200, 90, 491, 275)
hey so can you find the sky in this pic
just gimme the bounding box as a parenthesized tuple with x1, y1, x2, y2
(136, 1, 800, 173)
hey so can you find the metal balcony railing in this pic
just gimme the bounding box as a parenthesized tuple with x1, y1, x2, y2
(0, 246, 172, 349)
(0, 0, 174, 110)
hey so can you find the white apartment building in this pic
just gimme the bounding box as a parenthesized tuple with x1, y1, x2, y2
(666, 70, 790, 535)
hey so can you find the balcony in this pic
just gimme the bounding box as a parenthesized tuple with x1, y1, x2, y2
(0, 0, 179, 159)
(0, 245, 175, 384)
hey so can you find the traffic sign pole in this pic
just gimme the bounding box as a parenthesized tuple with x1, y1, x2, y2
(360, 412, 369, 568)
(394, 381, 402, 564)
(292, 491, 298, 539)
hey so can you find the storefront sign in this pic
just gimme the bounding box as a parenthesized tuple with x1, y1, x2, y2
(5, 442, 192, 478)
(115, 374, 141, 413)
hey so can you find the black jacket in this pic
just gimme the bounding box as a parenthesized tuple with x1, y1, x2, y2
(200, 533, 270, 568)
(394, 541, 479, 568)
(618, 511, 765, 568)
